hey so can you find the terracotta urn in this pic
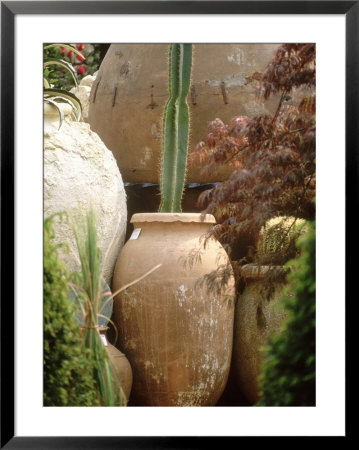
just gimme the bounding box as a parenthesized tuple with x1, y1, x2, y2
(99, 327, 133, 405)
(88, 43, 282, 183)
(232, 264, 288, 404)
(112, 213, 235, 406)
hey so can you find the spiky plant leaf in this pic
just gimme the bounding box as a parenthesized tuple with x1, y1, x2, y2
(44, 43, 85, 60)
(43, 98, 64, 129)
(47, 96, 81, 122)
(44, 88, 82, 121)
(44, 58, 78, 86)
(71, 210, 125, 406)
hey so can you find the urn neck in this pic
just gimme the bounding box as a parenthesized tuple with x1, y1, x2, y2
(130, 212, 216, 234)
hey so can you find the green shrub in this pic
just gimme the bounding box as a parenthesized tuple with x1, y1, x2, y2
(44, 215, 99, 406)
(256, 220, 315, 406)
(256, 216, 308, 265)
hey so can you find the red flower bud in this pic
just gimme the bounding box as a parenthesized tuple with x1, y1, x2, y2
(67, 49, 73, 58)
(60, 46, 65, 55)
(76, 53, 85, 61)
(77, 65, 85, 75)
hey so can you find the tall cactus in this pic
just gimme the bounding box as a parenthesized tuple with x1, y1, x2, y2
(159, 43, 193, 212)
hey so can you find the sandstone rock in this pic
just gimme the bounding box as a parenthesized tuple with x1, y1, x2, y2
(44, 120, 127, 284)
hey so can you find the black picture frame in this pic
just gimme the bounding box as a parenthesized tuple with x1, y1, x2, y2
(1, 1, 353, 447)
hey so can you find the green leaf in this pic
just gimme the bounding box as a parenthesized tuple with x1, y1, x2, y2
(44, 44, 85, 60)
(44, 58, 78, 87)
(44, 98, 64, 129)
(44, 88, 82, 121)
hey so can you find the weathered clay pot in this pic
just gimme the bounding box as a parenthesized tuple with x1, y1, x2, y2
(88, 43, 283, 183)
(99, 327, 133, 404)
(124, 182, 217, 240)
(232, 264, 288, 404)
(112, 213, 235, 406)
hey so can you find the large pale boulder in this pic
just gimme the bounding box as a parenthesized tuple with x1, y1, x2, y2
(44, 119, 127, 284)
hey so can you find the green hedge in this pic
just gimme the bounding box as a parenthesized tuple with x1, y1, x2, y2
(257, 220, 316, 406)
(44, 216, 99, 406)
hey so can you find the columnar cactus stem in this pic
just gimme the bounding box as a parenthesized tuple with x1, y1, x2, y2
(159, 43, 193, 212)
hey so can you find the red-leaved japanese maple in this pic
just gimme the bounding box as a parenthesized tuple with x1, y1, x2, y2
(190, 44, 316, 266)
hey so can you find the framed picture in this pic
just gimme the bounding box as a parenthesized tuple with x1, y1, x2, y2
(1, 1, 352, 447)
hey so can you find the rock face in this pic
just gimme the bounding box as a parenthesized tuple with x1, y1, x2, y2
(88, 43, 284, 183)
(44, 120, 127, 284)
(70, 72, 98, 122)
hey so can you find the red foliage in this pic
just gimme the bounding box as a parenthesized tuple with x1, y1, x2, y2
(191, 44, 316, 262)
(261, 43, 315, 99)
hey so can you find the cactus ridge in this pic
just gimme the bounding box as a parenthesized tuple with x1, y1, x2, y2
(159, 43, 193, 212)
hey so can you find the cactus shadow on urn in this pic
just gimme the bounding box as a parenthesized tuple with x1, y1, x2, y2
(111, 44, 236, 406)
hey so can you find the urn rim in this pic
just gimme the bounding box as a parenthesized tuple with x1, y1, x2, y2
(130, 212, 216, 224)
